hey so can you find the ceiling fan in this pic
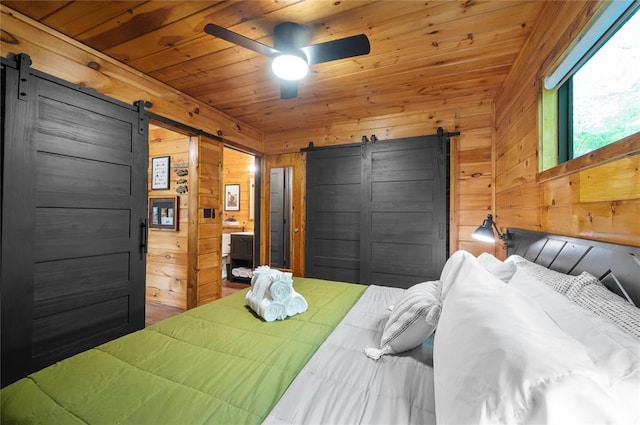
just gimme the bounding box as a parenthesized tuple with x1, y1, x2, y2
(204, 22, 371, 99)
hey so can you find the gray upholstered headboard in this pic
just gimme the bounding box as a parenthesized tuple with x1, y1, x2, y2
(506, 228, 640, 307)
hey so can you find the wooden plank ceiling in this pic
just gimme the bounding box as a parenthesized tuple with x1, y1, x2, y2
(4, 0, 544, 139)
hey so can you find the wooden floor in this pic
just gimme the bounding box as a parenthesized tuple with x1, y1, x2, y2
(222, 279, 251, 296)
(145, 302, 184, 327)
(145, 279, 250, 327)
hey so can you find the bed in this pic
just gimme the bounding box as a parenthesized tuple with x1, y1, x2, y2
(2, 229, 639, 424)
(1, 278, 366, 424)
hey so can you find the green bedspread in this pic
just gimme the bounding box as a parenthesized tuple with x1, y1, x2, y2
(1, 278, 365, 425)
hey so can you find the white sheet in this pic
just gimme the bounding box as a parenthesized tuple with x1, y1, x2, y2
(264, 285, 436, 425)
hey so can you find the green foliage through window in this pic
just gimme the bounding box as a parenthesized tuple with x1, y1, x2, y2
(563, 9, 640, 159)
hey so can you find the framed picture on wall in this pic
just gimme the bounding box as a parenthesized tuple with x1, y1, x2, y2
(149, 197, 178, 230)
(225, 184, 240, 211)
(151, 156, 170, 190)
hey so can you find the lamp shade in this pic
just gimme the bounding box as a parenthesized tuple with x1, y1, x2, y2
(472, 214, 496, 243)
(271, 52, 308, 80)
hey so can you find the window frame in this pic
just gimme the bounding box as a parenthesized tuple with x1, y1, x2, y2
(538, 1, 640, 181)
(557, 80, 573, 164)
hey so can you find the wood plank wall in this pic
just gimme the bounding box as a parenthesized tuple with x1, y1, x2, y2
(495, 0, 640, 255)
(10, 2, 637, 273)
(263, 95, 497, 257)
(146, 125, 190, 309)
(3, 4, 500, 263)
(222, 148, 256, 232)
(191, 136, 224, 307)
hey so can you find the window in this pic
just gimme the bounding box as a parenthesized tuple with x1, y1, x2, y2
(560, 9, 640, 161)
(541, 1, 640, 169)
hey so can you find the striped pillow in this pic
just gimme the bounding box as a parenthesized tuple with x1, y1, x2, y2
(507, 255, 599, 295)
(364, 280, 441, 360)
(568, 283, 640, 339)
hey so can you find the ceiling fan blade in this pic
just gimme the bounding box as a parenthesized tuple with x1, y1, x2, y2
(280, 80, 299, 99)
(303, 34, 370, 65)
(204, 23, 277, 57)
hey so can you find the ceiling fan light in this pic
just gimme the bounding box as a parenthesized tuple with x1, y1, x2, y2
(272, 53, 308, 81)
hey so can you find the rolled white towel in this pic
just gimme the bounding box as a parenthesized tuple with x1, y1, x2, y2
(286, 290, 308, 317)
(269, 279, 293, 301)
(246, 266, 307, 321)
(252, 265, 273, 283)
(247, 267, 272, 306)
(276, 271, 293, 282)
(257, 298, 287, 322)
(245, 290, 259, 316)
(250, 266, 267, 286)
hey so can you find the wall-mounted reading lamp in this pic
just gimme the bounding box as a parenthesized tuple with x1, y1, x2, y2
(472, 214, 511, 249)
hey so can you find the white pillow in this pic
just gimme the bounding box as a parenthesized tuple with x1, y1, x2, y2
(477, 252, 517, 283)
(439, 250, 470, 300)
(364, 280, 441, 360)
(507, 255, 599, 295)
(434, 252, 620, 424)
(510, 271, 640, 424)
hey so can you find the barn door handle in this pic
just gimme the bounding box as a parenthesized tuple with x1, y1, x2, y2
(140, 219, 148, 254)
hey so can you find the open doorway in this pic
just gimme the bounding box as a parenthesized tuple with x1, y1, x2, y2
(145, 121, 228, 320)
(144, 122, 260, 325)
(222, 147, 258, 289)
(260, 153, 305, 277)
